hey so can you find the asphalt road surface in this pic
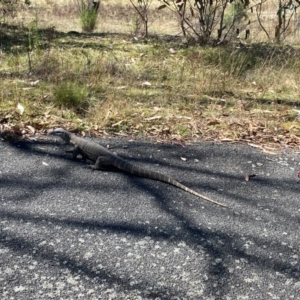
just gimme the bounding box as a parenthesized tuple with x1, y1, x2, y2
(0, 135, 299, 300)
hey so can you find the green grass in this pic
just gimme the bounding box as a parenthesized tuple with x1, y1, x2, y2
(80, 7, 99, 32)
(53, 82, 89, 113)
(0, 19, 299, 148)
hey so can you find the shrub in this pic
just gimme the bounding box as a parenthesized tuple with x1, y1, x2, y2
(76, 0, 100, 32)
(53, 82, 89, 113)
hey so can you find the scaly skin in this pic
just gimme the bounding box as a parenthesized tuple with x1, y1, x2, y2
(48, 128, 228, 208)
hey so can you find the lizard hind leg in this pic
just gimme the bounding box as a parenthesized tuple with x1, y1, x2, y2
(91, 156, 114, 170)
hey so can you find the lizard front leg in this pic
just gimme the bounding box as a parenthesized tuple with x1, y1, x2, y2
(66, 147, 90, 162)
(65, 146, 81, 160)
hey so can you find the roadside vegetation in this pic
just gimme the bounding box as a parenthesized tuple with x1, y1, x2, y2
(0, 0, 299, 150)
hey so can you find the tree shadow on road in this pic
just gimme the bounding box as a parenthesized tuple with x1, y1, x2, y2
(0, 138, 299, 298)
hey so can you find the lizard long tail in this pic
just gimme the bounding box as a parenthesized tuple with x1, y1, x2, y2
(111, 157, 228, 208)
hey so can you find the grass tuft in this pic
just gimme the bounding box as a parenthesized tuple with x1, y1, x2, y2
(53, 82, 89, 114)
(79, 0, 98, 32)
(79, 5, 99, 32)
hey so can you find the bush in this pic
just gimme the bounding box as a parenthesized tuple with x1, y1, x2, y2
(53, 82, 89, 113)
(76, 0, 100, 32)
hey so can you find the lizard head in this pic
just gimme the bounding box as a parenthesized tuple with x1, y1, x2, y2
(48, 128, 71, 143)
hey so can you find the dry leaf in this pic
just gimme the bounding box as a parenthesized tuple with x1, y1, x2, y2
(30, 80, 40, 86)
(153, 107, 162, 112)
(145, 116, 162, 121)
(169, 48, 176, 54)
(262, 145, 279, 151)
(17, 103, 25, 115)
(207, 120, 220, 126)
(245, 174, 256, 181)
(262, 149, 278, 155)
(26, 125, 36, 134)
(175, 115, 192, 120)
(142, 81, 151, 87)
(114, 132, 128, 136)
(248, 143, 262, 148)
(112, 120, 123, 127)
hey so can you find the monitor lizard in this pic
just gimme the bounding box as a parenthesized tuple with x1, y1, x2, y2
(48, 128, 227, 208)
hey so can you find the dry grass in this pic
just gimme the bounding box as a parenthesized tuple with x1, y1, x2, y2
(0, 1, 300, 149)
